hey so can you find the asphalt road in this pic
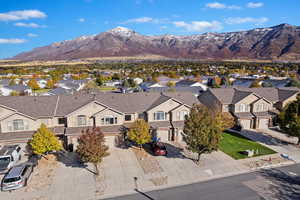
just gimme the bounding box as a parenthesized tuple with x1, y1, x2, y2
(103, 164, 300, 200)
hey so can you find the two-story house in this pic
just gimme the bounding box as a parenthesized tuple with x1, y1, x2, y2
(199, 87, 300, 129)
(0, 92, 199, 149)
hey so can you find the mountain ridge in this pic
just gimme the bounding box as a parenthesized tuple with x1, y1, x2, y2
(13, 24, 300, 61)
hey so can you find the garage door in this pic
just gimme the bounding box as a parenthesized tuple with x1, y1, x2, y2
(239, 119, 251, 129)
(105, 136, 116, 149)
(259, 119, 269, 129)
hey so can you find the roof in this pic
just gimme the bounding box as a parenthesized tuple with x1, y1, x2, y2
(233, 112, 254, 119)
(3, 85, 30, 92)
(5, 164, 25, 179)
(47, 87, 74, 95)
(206, 87, 300, 104)
(175, 80, 198, 86)
(149, 121, 171, 128)
(0, 96, 59, 118)
(0, 145, 19, 156)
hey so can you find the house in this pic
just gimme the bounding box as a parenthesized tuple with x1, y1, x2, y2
(103, 80, 122, 87)
(0, 92, 199, 149)
(199, 87, 300, 130)
(56, 79, 89, 91)
(156, 76, 182, 86)
(0, 85, 32, 96)
(146, 86, 204, 94)
(175, 80, 207, 91)
(133, 78, 143, 85)
(139, 82, 164, 91)
(44, 87, 75, 96)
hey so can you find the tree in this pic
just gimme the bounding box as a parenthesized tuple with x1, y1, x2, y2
(10, 91, 20, 96)
(182, 105, 222, 162)
(215, 111, 235, 131)
(279, 98, 300, 145)
(46, 79, 55, 89)
(286, 78, 300, 88)
(76, 128, 109, 175)
(28, 78, 40, 90)
(29, 124, 62, 155)
(250, 80, 261, 88)
(167, 81, 175, 87)
(128, 119, 151, 149)
(262, 81, 273, 88)
(9, 78, 16, 86)
(95, 76, 104, 86)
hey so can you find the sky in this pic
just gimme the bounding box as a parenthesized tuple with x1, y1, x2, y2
(0, 0, 299, 59)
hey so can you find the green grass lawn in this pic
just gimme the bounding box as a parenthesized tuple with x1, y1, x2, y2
(219, 131, 276, 160)
(99, 86, 117, 91)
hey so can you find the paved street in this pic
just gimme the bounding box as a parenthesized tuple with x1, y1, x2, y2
(104, 164, 300, 200)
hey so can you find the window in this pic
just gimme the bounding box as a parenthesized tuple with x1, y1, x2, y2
(154, 111, 166, 120)
(178, 110, 189, 120)
(77, 115, 87, 126)
(101, 116, 117, 125)
(58, 118, 66, 125)
(13, 119, 24, 131)
(125, 114, 132, 121)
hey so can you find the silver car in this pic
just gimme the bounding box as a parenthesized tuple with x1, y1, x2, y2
(1, 163, 33, 191)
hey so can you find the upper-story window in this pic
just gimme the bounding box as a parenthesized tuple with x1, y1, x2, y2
(125, 114, 132, 121)
(7, 119, 28, 131)
(154, 111, 166, 120)
(58, 118, 66, 125)
(77, 115, 87, 126)
(101, 115, 117, 125)
(178, 110, 189, 120)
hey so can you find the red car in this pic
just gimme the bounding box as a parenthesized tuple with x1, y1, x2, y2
(151, 142, 168, 156)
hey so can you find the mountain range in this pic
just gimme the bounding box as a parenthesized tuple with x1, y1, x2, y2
(12, 24, 300, 61)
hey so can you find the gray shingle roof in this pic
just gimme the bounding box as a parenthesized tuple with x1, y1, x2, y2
(207, 87, 299, 104)
(0, 96, 59, 118)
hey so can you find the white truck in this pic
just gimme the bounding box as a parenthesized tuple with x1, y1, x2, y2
(0, 145, 21, 174)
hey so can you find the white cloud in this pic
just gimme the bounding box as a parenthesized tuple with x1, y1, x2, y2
(0, 38, 26, 44)
(173, 20, 222, 32)
(247, 2, 264, 8)
(121, 17, 168, 24)
(27, 33, 38, 37)
(206, 2, 241, 10)
(14, 22, 44, 28)
(225, 17, 269, 25)
(0, 10, 46, 21)
(78, 18, 85, 23)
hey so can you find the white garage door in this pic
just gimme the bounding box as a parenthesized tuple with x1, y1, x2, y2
(239, 119, 251, 129)
(259, 119, 269, 129)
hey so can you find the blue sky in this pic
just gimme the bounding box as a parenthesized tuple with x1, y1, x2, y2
(0, 0, 299, 59)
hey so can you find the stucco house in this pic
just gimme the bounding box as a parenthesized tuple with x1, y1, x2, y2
(0, 92, 198, 149)
(198, 87, 300, 130)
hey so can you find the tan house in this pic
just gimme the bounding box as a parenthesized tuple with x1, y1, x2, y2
(199, 87, 300, 129)
(0, 92, 199, 148)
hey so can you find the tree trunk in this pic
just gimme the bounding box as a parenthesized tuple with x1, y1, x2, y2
(94, 163, 99, 176)
(297, 138, 300, 145)
(197, 153, 201, 162)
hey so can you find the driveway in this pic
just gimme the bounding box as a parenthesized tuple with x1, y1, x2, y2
(240, 129, 300, 163)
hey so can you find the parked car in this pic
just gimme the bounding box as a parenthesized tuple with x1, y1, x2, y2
(1, 162, 33, 191)
(150, 142, 168, 156)
(0, 145, 21, 174)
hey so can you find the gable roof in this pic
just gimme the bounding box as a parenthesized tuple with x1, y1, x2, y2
(206, 87, 300, 105)
(0, 96, 59, 118)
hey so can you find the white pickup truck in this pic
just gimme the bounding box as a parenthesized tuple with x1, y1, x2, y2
(0, 145, 21, 174)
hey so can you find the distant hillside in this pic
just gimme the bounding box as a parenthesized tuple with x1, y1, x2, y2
(12, 24, 300, 61)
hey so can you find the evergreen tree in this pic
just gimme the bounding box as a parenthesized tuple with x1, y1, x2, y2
(279, 97, 300, 144)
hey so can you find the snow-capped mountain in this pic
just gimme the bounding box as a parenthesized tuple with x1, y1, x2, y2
(13, 24, 300, 61)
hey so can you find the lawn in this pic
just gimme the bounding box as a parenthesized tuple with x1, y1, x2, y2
(99, 86, 117, 91)
(219, 131, 276, 160)
(33, 89, 51, 93)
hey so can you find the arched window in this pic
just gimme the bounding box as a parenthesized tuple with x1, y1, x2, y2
(154, 111, 166, 120)
(77, 115, 87, 126)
